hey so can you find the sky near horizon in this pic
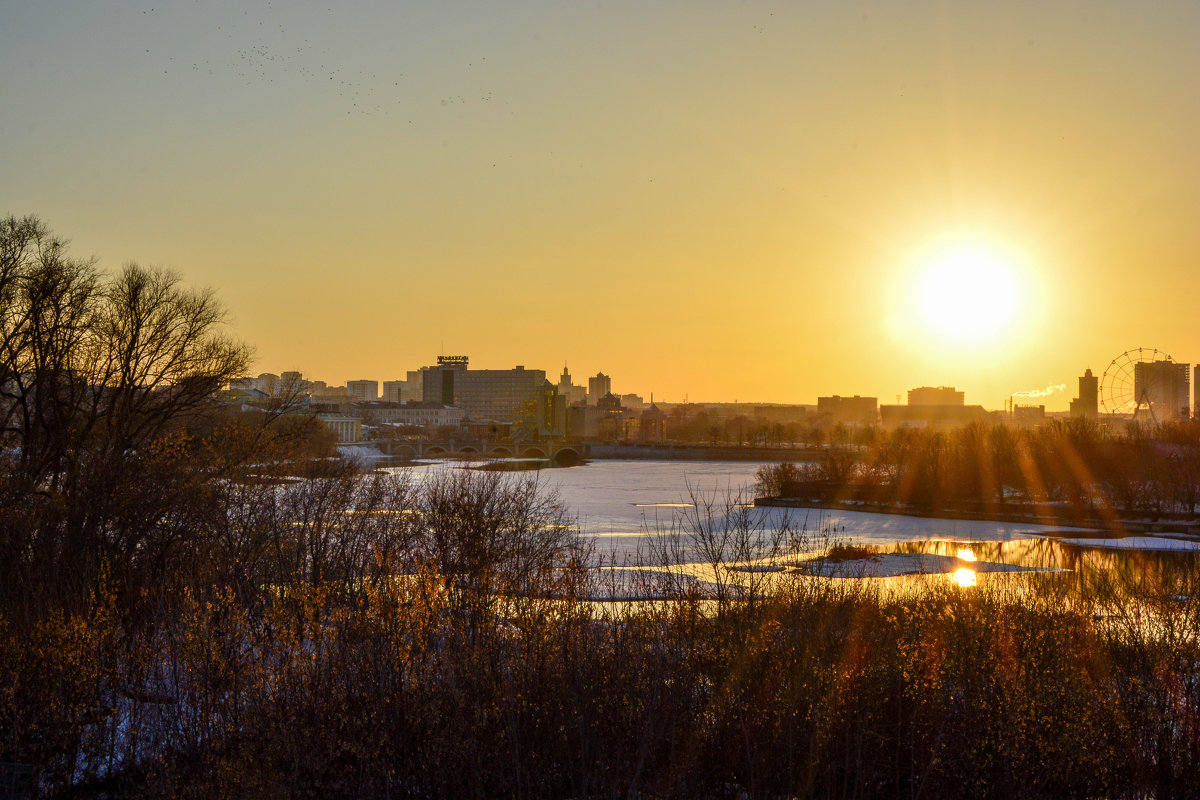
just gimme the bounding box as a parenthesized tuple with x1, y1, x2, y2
(3, 2, 1198, 409)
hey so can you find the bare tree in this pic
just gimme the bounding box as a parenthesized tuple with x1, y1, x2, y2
(0, 216, 250, 616)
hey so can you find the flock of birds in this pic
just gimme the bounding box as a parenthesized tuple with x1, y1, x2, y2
(138, 4, 494, 119)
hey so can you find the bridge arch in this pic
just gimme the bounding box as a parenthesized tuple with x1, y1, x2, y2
(552, 447, 582, 467)
(521, 447, 547, 459)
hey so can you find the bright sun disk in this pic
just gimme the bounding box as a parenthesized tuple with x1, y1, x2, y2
(914, 238, 1022, 342)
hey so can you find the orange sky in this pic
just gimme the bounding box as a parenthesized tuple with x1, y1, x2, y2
(3, 2, 1199, 409)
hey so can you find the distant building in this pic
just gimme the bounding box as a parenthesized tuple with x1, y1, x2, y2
(817, 395, 878, 424)
(419, 355, 548, 423)
(256, 373, 279, 395)
(1134, 360, 1190, 422)
(405, 370, 425, 401)
(381, 380, 411, 403)
(639, 403, 666, 442)
(620, 393, 647, 410)
(231, 373, 279, 394)
(908, 386, 964, 406)
(557, 366, 587, 407)
(588, 373, 611, 405)
(276, 371, 308, 398)
(1195, 365, 1200, 419)
(317, 413, 361, 443)
(1069, 369, 1099, 418)
(346, 380, 379, 403)
(571, 392, 633, 439)
(310, 383, 349, 403)
(881, 388, 986, 429)
(1013, 404, 1046, 426)
(354, 401, 465, 429)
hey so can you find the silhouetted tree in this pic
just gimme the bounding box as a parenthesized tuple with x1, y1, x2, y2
(0, 215, 250, 617)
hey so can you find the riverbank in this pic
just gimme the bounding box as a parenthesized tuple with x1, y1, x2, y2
(586, 442, 822, 461)
(755, 496, 1200, 537)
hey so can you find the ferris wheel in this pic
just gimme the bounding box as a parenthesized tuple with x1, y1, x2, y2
(1100, 347, 1176, 418)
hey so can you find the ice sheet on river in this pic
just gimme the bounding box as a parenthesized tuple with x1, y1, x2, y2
(584, 505, 1101, 563)
(1053, 536, 1200, 552)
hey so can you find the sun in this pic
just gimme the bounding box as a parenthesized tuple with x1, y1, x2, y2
(912, 236, 1023, 342)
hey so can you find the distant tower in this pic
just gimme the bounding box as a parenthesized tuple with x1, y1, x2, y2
(1069, 369, 1099, 418)
(588, 372, 611, 405)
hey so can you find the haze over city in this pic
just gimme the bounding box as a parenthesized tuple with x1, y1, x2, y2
(4, 2, 1199, 408)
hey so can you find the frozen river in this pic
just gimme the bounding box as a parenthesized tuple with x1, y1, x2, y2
(398, 459, 1095, 562)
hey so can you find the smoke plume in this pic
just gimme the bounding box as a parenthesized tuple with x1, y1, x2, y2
(1012, 384, 1067, 399)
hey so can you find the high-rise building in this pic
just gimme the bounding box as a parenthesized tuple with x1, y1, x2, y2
(346, 380, 380, 402)
(588, 372, 611, 405)
(382, 380, 415, 403)
(1133, 360, 1189, 422)
(405, 369, 425, 401)
(419, 356, 547, 423)
(908, 386, 964, 406)
(557, 366, 587, 407)
(1069, 369, 1099, 418)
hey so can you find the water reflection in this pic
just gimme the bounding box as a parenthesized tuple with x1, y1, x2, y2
(953, 567, 977, 587)
(881, 536, 1200, 601)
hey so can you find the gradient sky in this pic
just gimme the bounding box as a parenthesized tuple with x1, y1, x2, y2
(3, 1, 1198, 409)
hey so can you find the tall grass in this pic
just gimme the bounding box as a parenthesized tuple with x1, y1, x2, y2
(5, 472, 1200, 798)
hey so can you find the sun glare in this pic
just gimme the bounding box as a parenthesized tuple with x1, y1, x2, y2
(913, 237, 1022, 342)
(953, 567, 978, 588)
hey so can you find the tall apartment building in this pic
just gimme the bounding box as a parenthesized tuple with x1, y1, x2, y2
(1134, 360, 1189, 422)
(419, 356, 547, 423)
(588, 372, 611, 405)
(1069, 369, 1099, 418)
(382, 380, 418, 403)
(346, 380, 379, 402)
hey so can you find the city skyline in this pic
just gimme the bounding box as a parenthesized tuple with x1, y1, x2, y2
(4, 2, 1199, 408)
(240, 356, 1161, 416)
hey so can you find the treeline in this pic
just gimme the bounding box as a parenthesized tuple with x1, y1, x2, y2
(757, 419, 1200, 519)
(656, 406, 869, 448)
(7, 217, 1200, 799)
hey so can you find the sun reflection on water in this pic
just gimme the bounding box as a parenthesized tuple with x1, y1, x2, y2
(957, 548, 976, 562)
